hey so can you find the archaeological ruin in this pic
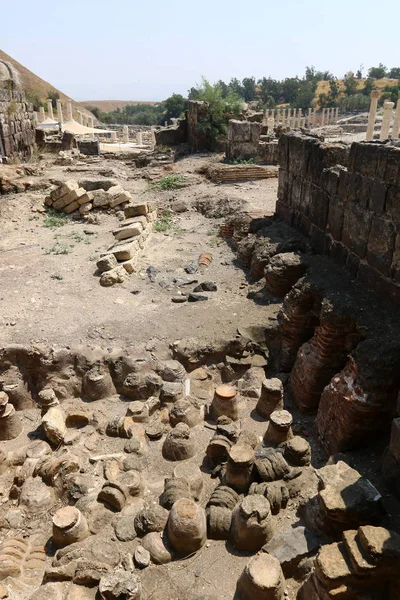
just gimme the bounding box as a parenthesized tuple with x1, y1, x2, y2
(1, 57, 400, 600)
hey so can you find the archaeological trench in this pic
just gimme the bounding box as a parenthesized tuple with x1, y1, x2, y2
(1, 97, 400, 600)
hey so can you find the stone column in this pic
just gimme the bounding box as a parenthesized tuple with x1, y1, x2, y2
(33, 111, 38, 126)
(110, 131, 117, 142)
(307, 107, 312, 127)
(136, 131, 143, 145)
(47, 99, 54, 120)
(67, 101, 73, 121)
(56, 100, 63, 124)
(321, 108, 325, 126)
(312, 109, 317, 127)
(267, 118, 274, 134)
(366, 90, 380, 141)
(380, 101, 394, 139)
(123, 125, 129, 143)
(391, 93, 400, 139)
(77, 112, 83, 125)
(39, 106, 45, 123)
(335, 107, 339, 122)
(88, 117, 94, 129)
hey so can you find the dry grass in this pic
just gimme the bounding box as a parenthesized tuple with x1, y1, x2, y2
(78, 99, 158, 112)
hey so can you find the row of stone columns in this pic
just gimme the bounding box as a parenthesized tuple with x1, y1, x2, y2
(35, 100, 94, 129)
(264, 107, 339, 129)
(366, 90, 400, 141)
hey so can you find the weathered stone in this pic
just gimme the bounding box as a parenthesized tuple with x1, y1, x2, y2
(225, 443, 255, 493)
(52, 506, 90, 548)
(113, 223, 143, 240)
(98, 570, 141, 600)
(97, 254, 118, 273)
(134, 505, 169, 536)
(124, 203, 148, 218)
(42, 406, 66, 445)
(249, 481, 289, 515)
(173, 463, 203, 500)
(265, 252, 308, 296)
(160, 477, 192, 509)
(282, 436, 311, 466)
(167, 498, 207, 556)
(263, 526, 320, 576)
(169, 397, 200, 427)
(100, 266, 128, 287)
(264, 410, 293, 446)
(134, 546, 150, 569)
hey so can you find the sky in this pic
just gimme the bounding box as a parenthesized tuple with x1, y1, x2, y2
(2, 0, 400, 102)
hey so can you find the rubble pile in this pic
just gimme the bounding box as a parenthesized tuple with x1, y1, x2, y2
(96, 200, 157, 286)
(45, 180, 134, 216)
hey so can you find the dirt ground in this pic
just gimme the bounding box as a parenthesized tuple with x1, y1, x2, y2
(0, 154, 278, 353)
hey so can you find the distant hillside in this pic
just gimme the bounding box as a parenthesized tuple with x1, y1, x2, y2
(80, 100, 158, 113)
(316, 77, 399, 99)
(0, 49, 93, 117)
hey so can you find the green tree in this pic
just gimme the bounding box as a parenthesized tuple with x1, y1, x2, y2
(356, 64, 363, 79)
(257, 77, 281, 105)
(217, 80, 229, 98)
(190, 77, 242, 145)
(388, 68, 400, 79)
(327, 79, 340, 106)
(281, 77, 300, 104)
(343, 71, 358, 96)
(162, 94, 188, 123)
(318, 93, 328, 109)
(368, 63, 387, 79)
(295, 81, 316, 110)
(242, 77, 257, 102)
(228, 78, 244, 98)
(26, 91, 44, 111)
(362, 78, 375, 96)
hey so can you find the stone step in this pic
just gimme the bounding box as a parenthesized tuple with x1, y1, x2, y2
(315, 541, 354, 589)
(342, 529, 375, 575)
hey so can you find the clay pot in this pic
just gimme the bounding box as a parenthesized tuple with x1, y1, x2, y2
(256, 378, 284, 419)
(52, 506, 89, 548)
(167, 498, 207, 556)
(236, 553, 285, 600)
(211, 385, 239, 421)
(230, 495, 274, 551)
(162, 423, 197, 461)
(225, 443, 255, 493)
(199, 253, 213, 267)
(264, 410, 293, 446)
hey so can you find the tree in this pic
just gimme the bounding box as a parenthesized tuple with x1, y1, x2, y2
(343, 71, 358, 96)
(318, 93, 328, 109)
(388, 68, 400, 79)
(48, 90, 59, 108)
(257, 77, 280, 105)
(228, 78, 244, 98)
(356, 64, 363, 79)
(327, 78, 340, 106)
(295, 81, 316, 110)
(362, 78, 375, 96)
(281, 77, 300, 104)
(368, 63, 387, 79)
(162, 94, 188, 123)
(242, 77, 257, 102)
(188, 87, 200, 100)
(217, 80, 229, 98)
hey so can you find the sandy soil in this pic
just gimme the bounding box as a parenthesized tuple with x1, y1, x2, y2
(0, 154, 279, 353)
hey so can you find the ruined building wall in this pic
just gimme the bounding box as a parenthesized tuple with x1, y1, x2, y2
(226, 119, 278, 164)
(0, 88, 36, 160)
(276, 132, 400, 305)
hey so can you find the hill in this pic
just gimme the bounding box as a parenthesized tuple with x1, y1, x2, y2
(79, 100, 158, 113)
(0, 49, 92, 116)
(316, 77, 399, 100)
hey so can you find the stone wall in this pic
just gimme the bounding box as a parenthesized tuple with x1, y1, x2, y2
(226, 119, 278, 164)
(187, 101, 211, 152)
(276, 132, 400, 305)
(0, 88, 36, 160)
(155, 119, 187, 146)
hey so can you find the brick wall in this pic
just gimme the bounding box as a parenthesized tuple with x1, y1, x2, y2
(0, 88, 36, 160)
(276, 132, 400, 305)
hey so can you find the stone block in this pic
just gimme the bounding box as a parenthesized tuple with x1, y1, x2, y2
(113, 224, 143, 240)
(315, 542, 353, 588)
(369, 181, 387, 215)
(384, 147, 400, 185)
(327, 196, 344, 241)
(352, 143, 378, 178)
(228, 120, 250, 143)
(345, 252, 360, 277)
(50, 180, 79, 202)
(79, 203, 92, 215)
(124, 203, 148, 218)
(109, 190, 133, 208)
(366, 216, 395, 276)
(111, 241, 139, 261)
(77, 191, 94, 205)
(391, 234, 400, 283)
(97, 255, 118, 273)
(263, 526, 320, 576)
(100, 266, 128, 287)
(342, 204, 372, 259)
(92, 190, 110, 208)
(337, 167, 349, 198)
(384, 185, 400, 224)
(52, 188, 82, 210)
(64, 200, 80, 214)
(376, 145, 390, 181)
(309, 186, 329, 230)
(275, 202, 293, 226)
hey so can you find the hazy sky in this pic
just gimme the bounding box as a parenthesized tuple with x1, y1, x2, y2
(2, 0, 400, 101)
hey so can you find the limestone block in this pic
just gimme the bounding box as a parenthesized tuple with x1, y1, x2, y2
(92, 189, 111, 207)
(112, 241, 139, 261)
(113, 223, 143, 240)
(100, 266, 129, 287)
(97, 254, 118, 273)
(77, 191, 94, 205)
(50, 180, 79, 202)
(42, 406, 66, 445)
(63, 200, 80, 214)
(124, 203, 148, 218)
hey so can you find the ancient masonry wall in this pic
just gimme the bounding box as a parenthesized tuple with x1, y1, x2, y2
(276, 133, 400, 305)
(226, 119, 278, 164)
(0, 88, 36, 159)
